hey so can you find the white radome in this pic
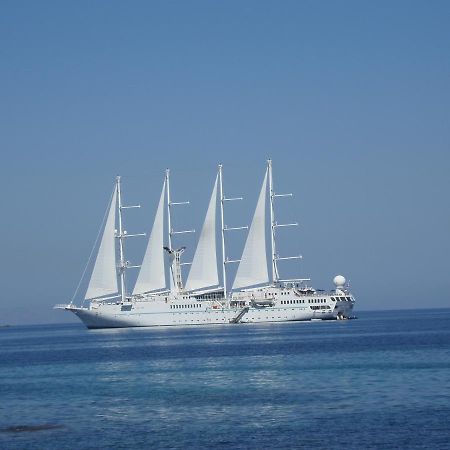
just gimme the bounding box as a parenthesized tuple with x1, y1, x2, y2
(333, 275, 346, 288)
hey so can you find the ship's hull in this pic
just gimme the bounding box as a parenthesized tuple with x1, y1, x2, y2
(66, 297, 354, 329)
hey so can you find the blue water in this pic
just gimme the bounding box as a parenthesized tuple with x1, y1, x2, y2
(1, 310, 449, 449)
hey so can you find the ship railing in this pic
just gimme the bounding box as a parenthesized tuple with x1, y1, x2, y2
(231, 289, 351, 301)
(231, 292, 275, 302)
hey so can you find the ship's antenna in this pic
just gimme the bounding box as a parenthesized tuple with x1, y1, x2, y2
(267, 159, 301, 284)
(218, 163, 248, 298)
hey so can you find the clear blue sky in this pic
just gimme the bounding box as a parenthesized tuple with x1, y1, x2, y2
(1, 1, 449, 324)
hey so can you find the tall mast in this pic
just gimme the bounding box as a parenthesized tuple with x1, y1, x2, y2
(165, 169, 172, 250)
(218, 165, 227, 298)
(165, 168, 194, 292)
(268, 159, 278, 283)
(116, 176, 145, 302)
(165, 169, 174, 290)
(267, 159, 301, 284)
(218, 163, 247, 298)
(116, 176, 126, 302)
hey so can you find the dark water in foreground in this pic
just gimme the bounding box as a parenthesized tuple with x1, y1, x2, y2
(1, 309, 449, 449)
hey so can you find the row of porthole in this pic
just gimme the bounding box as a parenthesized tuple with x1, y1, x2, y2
(281, 298, 329, 304)
(170, 304, 202, 309)
(281, 300, 305, 304)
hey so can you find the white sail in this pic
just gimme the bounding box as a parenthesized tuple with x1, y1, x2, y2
(232, 169, 269, 290)
(133, 180, 166, 295)
(185, 175, 219, 292)
(85, 186, 118, 299)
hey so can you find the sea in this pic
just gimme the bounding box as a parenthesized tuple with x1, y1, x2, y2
(1, 309, 449, 450)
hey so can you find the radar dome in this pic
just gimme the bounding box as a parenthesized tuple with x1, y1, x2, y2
(333, 275, 346, 288)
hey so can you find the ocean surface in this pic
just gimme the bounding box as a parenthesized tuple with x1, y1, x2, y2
(1, 309, 449, 449)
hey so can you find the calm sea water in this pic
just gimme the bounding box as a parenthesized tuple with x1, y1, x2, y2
(1, 309, 449, 449)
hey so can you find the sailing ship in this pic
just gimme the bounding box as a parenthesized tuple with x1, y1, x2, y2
(55, 160, 355, 328)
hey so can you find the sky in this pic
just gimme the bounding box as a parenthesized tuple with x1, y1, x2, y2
(1, 0, 449, 325)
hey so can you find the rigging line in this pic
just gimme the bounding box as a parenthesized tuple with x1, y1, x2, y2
(70, 185, 116, 306)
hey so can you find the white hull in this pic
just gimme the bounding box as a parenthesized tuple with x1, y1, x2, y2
(62, 290, 355, 329)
